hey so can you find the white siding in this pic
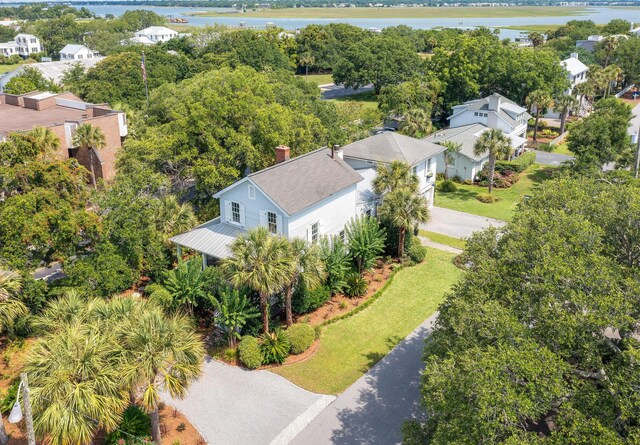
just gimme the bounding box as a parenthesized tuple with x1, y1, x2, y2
(218, 180, 283, 232)
(287, 185, 358, 240)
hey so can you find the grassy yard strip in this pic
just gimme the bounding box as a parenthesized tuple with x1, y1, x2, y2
(271, 248, 462, 394)
(0, 63, 21, 74)
(552, 143, 573, 156)
(298, 73, 333, 85)
(194, 6, 587, 19)
(419, 230, 467, 250)
(434, 163, 556, 221)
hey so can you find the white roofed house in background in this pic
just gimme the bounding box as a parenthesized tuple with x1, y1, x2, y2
(576, 35, 604, 52)
(0, 57, 104, 92)
(561, 52, 589, 94)
(59, 44, 100, 61)
(170, 146, 365, 266)
(134, 26, 179, 43)
(428, 93, 531, 181)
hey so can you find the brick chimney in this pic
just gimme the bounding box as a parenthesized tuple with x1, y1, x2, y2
(275, 145, 290, 163)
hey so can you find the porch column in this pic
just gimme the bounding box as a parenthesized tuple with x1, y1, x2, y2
(176, 245, 182, 263)
(202, 253, 207, 271)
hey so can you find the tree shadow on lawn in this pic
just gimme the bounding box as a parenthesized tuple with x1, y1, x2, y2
(527, 167, 556, 185)
(360, 335, 403, 373)
(330, 325, 432, 445)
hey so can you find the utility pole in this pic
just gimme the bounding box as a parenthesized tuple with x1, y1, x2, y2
(20, 373, 36, 445)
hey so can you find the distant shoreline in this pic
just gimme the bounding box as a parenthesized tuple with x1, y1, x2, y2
(190, 6, 592, 19)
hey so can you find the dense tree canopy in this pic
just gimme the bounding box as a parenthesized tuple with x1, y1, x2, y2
(406, 177, 640, 445)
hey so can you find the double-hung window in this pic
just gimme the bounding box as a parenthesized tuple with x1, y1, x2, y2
(267, 211, 277, 234)
(311, 222, 319, 244)
(231, 202, 241, 224)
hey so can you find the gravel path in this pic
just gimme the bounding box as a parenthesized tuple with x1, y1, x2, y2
(531, 150, 574, 166)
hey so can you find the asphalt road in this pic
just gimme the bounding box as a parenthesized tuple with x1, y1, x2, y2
(290, 313, 439, 445)
(421, 206, 505, 239)
(320, 83, 374, 100)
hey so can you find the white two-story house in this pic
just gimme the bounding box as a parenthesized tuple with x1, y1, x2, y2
(134, 26, 179, 44)
(561, 53, 588, 94)
(341, 131, 443, 210)
(0, 34, 42, 58)
(171, 146, 364, 265)
(59, 44, 100, 61)
(171, 132, 444, 265)
(429, 93, 530, 181)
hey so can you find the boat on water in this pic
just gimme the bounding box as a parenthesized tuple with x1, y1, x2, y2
(167, 16, 189, 23)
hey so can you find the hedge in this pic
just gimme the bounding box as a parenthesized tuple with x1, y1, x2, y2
(238, 335, 263, 369)
(495, 151, 536, 174)
(287, 324, 315, 355)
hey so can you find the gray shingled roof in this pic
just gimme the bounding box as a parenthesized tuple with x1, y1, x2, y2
(248, 147, 363, 216)
(170, 218, 245, 259)
(341, 132, 445, 166)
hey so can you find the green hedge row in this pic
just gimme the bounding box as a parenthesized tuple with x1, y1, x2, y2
(495, 151, 536, 174)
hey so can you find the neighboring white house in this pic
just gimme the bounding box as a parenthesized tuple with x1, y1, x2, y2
(576, 35, 604, 52)
(561, 52, 589, 94)
(428, 93, 530, 181)
(0, 58, 103, 92)
(0, 34, 42, 58)
(340, 131, 444, 208)
(134, 26, 179, 44)
(59, 44, 100, 61)
(170, 146, 364, 264)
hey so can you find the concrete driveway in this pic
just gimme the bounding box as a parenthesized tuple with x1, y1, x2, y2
(422, 206, 505, 239)
(290, 314, 438, 445)
(163, 358, 334, 445)
(532, 150, 574, 166)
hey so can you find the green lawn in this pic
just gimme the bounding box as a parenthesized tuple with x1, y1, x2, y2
(194, 6, 588, 18)
(419, 230, 467, 250)
(271, 248, 462, 394)
(434, 164, 556, 221)
(552, 142, 573, 156)
(0, 63, 21, 74)
(298, 73, 333, 85)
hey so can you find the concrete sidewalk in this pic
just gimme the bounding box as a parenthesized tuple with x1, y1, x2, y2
(290, 313, 438, 445)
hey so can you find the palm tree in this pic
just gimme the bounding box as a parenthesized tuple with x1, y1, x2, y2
(574, 81, 595, 115)
(526, 89, 553, 142)
(604, 64, 623, 98)
(209, 288, 259, 348)
(378, 189, 429, 257)
(72, 123, 106, 190)
(222, 227, 294, 333)
(283, 238, 325, 327)
(299, 52, 315, 80)
(554, 94, 577, 134)
(29, 127, 60, 158)
(155, 195, 198, 246)
(25, 323, 127, 445)
(0, 270, 27, 333)
(399, 108, 432, 138)
(441, 141, 462, 180)
(118, 304, 204, 445)
(473, 129, 512, 194)
(372, 160, 418, 195)
(602, 34, 627, 67)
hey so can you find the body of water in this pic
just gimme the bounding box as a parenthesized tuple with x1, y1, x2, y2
(6, 3, 640, 39)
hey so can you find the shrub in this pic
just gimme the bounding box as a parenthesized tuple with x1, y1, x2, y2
(407, 237, 427, 263)
(380, 216, 413, 258)
(319, 236, 351, 294)
(238, 335, 263, 369)
(462, 179, 473, 185)
(314, 325, 322, 339)
(344, 272, 367, 297)
(104, 405, 151, 445)
(292, 283, 332, 314)
(147, 286, 173, 309)
(495, 151, 536, 174)
(176, 422, 186, 432)
(451, 175, 463, 183)
(476, 193, 499, 203)
(438, 179, 457, 193)
(435, 172, 445, 181)
(260, 329, 290, 365)
(0, 380, 19, 414)
(287, 324, 315, 354)
(346, 216, 386, 273)
(222, 347, 237, 362)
